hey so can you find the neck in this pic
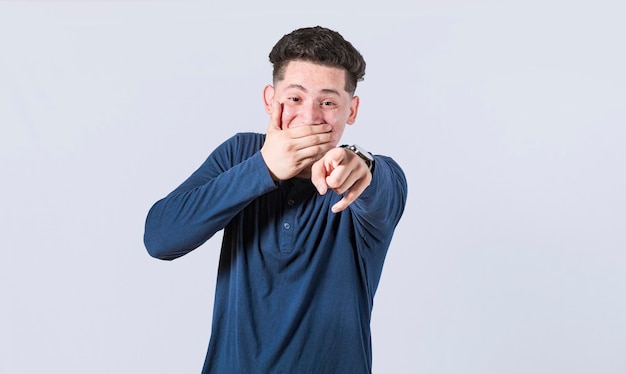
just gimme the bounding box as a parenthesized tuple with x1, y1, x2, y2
(294, 169, 311, 179)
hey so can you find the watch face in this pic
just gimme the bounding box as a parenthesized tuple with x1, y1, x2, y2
(341, 144, 374, 170)
(351, 144, 374, 170)
(353, 144, 374, 162)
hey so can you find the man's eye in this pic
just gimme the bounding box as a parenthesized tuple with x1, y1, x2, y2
(321, 101, 334, 106)
(288, 97, 300, 102)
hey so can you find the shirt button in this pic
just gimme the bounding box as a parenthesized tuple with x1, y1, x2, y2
(283, 222, 291, 230)
(287, 199, 295, 206)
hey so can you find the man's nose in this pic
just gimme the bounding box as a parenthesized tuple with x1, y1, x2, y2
(299, 102, 324, 125)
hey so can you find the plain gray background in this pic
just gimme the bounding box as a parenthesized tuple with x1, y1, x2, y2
(1, 1, 624, 373)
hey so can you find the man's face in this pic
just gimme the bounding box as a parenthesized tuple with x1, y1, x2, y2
(264, 60, 359, 145)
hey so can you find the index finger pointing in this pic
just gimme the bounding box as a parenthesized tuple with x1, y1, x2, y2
(311, 158, 329, 195)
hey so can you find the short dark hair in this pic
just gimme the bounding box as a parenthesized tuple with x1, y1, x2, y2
(269, 26, 366, 95)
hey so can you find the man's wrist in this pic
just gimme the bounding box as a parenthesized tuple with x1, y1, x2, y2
(340, 144, 374, 172)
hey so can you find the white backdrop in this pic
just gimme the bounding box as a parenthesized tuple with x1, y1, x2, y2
(1, 1, 625, 373)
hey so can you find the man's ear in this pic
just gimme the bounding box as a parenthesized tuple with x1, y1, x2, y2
(263, 85, 275, 114)
(347, 95, 360, 125)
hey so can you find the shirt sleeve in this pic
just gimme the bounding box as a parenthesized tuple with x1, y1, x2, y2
(143, 133, 276, 260)
(349, 154, 408, 248)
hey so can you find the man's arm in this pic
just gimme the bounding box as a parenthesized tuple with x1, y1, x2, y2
(143, 134, 276, 260)
(349, 154, 408, 237)
(312, 148, 407, 236)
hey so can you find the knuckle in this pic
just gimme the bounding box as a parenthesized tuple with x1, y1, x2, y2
(284, 142, 295, 152)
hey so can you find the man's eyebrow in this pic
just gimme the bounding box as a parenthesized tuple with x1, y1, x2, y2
(320, 88, 341, 96)
(285, 84, 341, 96)
(286, 84, 307, 92)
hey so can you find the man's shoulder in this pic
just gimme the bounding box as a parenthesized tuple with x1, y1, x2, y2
(232, 132, 265, 141)
(217, 132, 265, 151)
(214, 132, 266, 160)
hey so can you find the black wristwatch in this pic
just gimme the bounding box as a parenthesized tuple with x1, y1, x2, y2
(340, 144, 374, 171)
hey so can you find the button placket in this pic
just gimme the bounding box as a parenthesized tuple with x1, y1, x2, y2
(279, 191, 297, 253)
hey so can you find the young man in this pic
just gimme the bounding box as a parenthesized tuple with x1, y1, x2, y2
(144, 26, 408, 373)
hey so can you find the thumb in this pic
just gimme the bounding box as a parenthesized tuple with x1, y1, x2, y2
(267, 100, 283, 131)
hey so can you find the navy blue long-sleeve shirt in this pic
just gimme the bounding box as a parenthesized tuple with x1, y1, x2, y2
(144, 132, 407, 373)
